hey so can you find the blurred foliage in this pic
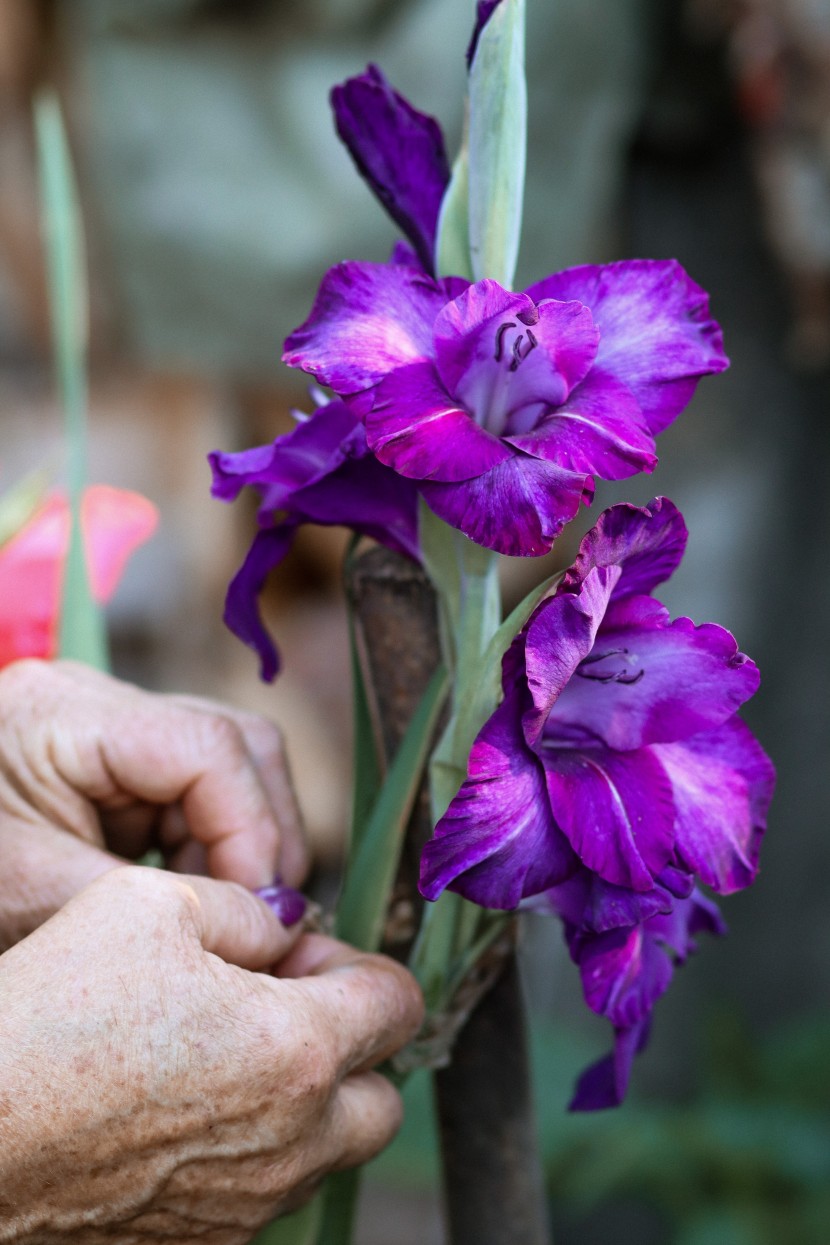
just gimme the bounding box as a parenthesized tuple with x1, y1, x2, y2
(367, 1008, 830, 1245)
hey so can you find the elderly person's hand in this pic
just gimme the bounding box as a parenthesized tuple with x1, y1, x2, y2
(0, 659, 308, 950)
(0, 867, 423, 1240)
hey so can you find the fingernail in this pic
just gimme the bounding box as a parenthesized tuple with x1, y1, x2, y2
(255, 882, 307, 927)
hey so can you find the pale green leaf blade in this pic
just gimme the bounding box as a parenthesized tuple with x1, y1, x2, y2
(35, 90, 108, 669)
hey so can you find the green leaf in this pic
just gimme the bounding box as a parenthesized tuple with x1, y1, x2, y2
(467, 0, 527, 287)
(435, 132, 473, 281)
(344, 541, 383, 857)
(335, 664, 449, 953)
(0, 470, 50, 551)
(35, 90, 108, 670)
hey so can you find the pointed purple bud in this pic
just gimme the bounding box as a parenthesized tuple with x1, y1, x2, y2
(466, 0, 504, 67)
(331, 65, 450, 275)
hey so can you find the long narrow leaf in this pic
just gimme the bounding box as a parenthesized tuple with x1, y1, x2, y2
(335, 664, 448, 952)
(344, 541, 383, 856)
(35, 91, 108, 669)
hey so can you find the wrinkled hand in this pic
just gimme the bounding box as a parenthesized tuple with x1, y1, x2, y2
(0, 867, 423, 1241)
(0, 659, 307, 950)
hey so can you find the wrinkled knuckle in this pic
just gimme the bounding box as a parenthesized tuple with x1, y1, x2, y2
(95, 862, 174, 905)
(198, 712, 248, 762)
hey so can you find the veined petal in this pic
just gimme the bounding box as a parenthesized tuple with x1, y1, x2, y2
(521, 566, 621, 746)
(561, 498, 688, 601)
(419, 695, 576, 908)
(654, 718, 774, 893)
(223, 526, 297, 683)
(421, 453, 593, 556)
(332, 66, 450, 274)
(506, 368, 656, 478)
(545, 614, 760, 751)
(433, 282, 598, 431)
(540, 864, 682, 933)
(525, 259, 728, 435)
(283, 261, 445, 392)
(542, 745, 676, 891)
(366, 360, 512, 481)
(577, 923, 674, 1029)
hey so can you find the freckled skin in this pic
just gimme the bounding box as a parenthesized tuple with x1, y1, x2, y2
(0, 662, 423, 1240)
(0, 872, 423, 1242)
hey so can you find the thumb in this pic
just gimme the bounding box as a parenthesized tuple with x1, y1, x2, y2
(164, 872, 305, 970)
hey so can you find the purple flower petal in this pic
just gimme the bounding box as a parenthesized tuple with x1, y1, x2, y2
(545, 613, 761, 751)
(331, 66, 450, 274)
(366, 360, 513, 482)
(521, 566, 621, 746)
(577, 922, 675, 1029)
(421, 454, 594, 556)
(540, 864, 683, 933)
(542, 745, 676, 891)
(654, 718, 775, 893)
(212, 400, 420, 679)
(295, 453, 420, 560)
(526, 259, 728, 434)
(210, 400, 364, 511)
(567, 890, 724, 1110)
(433, 282, 598, 432)
(506, 368, 657, 479)
(223, 526, 296, 682)
(419, 695, 576, 908)
(569, 1017, 651, 1111)
(283, 261, 446, 393)
(561, 497, 689, 601)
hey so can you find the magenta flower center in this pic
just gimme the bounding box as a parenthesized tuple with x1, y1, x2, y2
(575, 647, 646, 687)
(451, 304, 568, 438)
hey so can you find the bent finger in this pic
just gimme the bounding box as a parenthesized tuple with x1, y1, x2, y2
(323, 1071, 405, 1172)
(275, 934, 424, 1074)
(166, 695, 309, 885)
(101, 703, 282, 889)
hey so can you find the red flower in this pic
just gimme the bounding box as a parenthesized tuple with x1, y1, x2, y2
(0, 485, 158, 667)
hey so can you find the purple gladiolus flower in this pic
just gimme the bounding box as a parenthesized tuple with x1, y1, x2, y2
(210, 398, 419, 681)
(419, 497, 774, 1105)
(283, 263, 728, 556)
